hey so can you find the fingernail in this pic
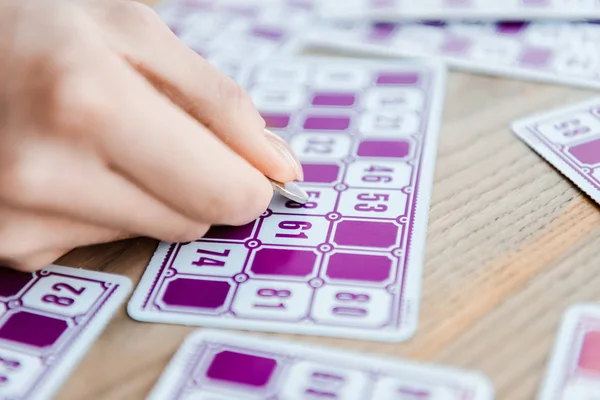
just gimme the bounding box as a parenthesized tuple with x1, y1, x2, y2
(264, 129, 304, 182)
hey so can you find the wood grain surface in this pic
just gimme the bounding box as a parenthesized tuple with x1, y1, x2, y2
(53, 1, 600, 399)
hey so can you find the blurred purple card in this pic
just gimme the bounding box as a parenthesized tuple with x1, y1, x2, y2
(306, 20, 600, 90)
(128, 57, 446, 342)
(0, 264, 131, 400)
(318, 0, 600, 21)
(147, 330, 495, 399)
(512, 96, 600, 206)
(538, 304, 600, 400)
(154, 0, 309, 79)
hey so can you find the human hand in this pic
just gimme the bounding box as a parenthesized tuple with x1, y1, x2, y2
(0, 0, 303, 271)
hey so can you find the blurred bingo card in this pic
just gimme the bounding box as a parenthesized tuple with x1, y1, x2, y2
(147, 330, 495, 400)
(153, 0, 310, 79)
(0, 265, 131, 400)
(127, 57, 447, 342)
(318, 0, 600, 21)
(512, 96, 600, 205)
(305, 20, 600, 90)
(538, 304, 600, 400)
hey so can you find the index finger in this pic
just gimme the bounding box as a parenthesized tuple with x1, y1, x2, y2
(99, 1, 304, 183)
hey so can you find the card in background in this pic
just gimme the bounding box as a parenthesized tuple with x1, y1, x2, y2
(318, 0, 600, 21)
(128, 56, 447, 342)
(0, 265, 131, 400)
(148, 329, 495, 399)
(512, 96, 600, 206)
(305, 20, 600, 90)
(153, 0, 309, 80)
(538, 303, 600, 400)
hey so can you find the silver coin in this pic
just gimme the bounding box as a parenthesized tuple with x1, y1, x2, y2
(269, 179, 309, 204)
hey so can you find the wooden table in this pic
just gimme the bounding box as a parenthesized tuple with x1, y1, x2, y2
(54, 2, 600, 399)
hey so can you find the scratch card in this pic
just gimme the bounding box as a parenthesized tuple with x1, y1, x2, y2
(305, 20, 600, 90)
(148, 330, 495, 400)
(127, 57, 447, 342)
(0, 265, 131, 400)
(538, 304, 600, 400)
(154, 0, 308, 80)
(318, 0, 600, 21)
(512, 96, 600, 205)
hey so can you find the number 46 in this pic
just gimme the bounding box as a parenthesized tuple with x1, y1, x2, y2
(362, 165, 393, 183)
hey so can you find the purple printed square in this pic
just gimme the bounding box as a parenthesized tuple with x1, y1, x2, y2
(250, 248, 317, 277)
(303, 116, 351, 131)
(376, 73, 419, 86)
(302, 164, 340, 183)
(334, 220, 399, 248)
(312, 93, 356, 107)
(444, 0, 472, 7)
(440, 35, 471, 54)
(370, 0, 395, 7)
(251, 26, 284, 40)
(368, 23, 397, 42)
(422, 21, 447, 27)
(521, 0, 550, 6)
(569, 138, 600, 165)
(326, 253, 392, 282)
(261, 113, 290, 129)
(496, 22, 528, 35)
(0, 268, 33, 297)
(519, 47, 553, 68)
(0, 312, 67, 348)
(206, 351, 277, 387)
(162, 278, 231, 309)
(357, 140, 410, 158)
(204, 222, 255, 241)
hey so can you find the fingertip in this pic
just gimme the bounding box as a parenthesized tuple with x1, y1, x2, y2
(262, 129, 304, 183)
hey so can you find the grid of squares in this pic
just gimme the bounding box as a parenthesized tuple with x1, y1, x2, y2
(151, 333, 491, 399)
(0, 267, 122, 398)
(129, 58, 444, 341)
(156, 0, 308, 79)
(310, 20, 600, 89)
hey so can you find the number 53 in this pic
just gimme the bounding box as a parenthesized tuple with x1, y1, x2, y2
(354, 193, 389, 212)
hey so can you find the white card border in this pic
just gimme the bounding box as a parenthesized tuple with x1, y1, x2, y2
(316, 0, 600, 21)
(127, 55, 447, 343)
(148, 329, 495, 400)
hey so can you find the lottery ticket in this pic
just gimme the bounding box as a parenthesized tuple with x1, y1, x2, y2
(0, 265, 131, 400)
(512, 96, 600, 206)
(538, 304, 600, 400)
(318, 0, 600, 21)
(305, 20, 600, 90)
(127, 56, 447, 342)
(147, 330, 495, 400)
(154, 0, 309, 80)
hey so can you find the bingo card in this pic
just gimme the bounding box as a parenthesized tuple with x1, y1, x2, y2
(538, 304, 600, 400)
(127, 57, 447, 342)
(318, 0, 600, 21)
(148, 330, 495, 400)
(0, 265, 131, 400)
(512, 96, 600, 206)
(305, 20, 600, 90)
(154, 0, 309, 80)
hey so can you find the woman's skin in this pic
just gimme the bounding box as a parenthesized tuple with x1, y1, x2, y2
(0, 0, 304, 272)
